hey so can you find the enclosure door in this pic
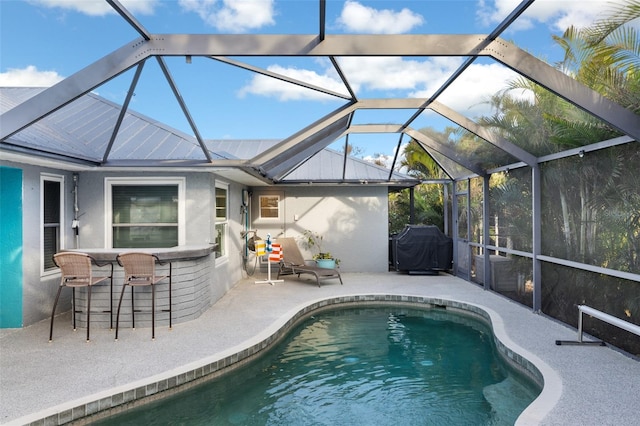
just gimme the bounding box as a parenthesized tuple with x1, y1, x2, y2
(453, 184, 470, 281)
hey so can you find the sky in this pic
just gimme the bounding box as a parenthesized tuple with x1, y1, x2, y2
(0, 0, 632, 164)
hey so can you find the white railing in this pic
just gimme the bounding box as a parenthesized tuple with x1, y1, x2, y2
(556, 305, 640, 346)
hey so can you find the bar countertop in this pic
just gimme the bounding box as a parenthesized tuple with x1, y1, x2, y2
(63, 244, 216, 263)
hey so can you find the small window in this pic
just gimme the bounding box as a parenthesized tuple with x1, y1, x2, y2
(106, 178, 185, 248)
(215, 186, 227, 221)
(259, 195, 280, 219)
(214, 183, 229, 259)
(42, 174, 63, 272)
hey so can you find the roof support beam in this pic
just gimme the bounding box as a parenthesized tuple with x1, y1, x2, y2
(342, 133, 350, 180)
(267, 115, 352, 181)
(401, 0, 535, 130)
(330, 57, 357, 100)
(347, 124, 484, 176)
(250, 102, 356, 179)
(405, 128, 483, 177)
(210, 56, 351, 100)
(103, 61, 145, 163)
(486, 39, 640, 141)
(0, 39, 147, 141)
(155, 57, 212, 162)
(3, 33, 637, 144)
(319, 0, 326, 41)
(428, 101, 538, 166)
(107, 0, 151, 40)
(388, 133, 405, 181)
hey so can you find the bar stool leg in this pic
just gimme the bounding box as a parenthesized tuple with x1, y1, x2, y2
(115, 283, 128, 341)
(109, 277, 113, 330)
(131, 286, 135, 330)
(72, 287, 77, 331)
(87, 286, 91, 343)
(49, 286, 63, 342)
(86, 286, 92, 342)
(152, 284, 155, 340)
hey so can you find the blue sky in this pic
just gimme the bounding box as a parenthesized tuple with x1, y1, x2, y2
(0, 0, 630, 163)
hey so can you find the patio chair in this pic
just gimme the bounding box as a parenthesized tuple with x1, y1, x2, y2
(276, 237, 343, 287)
(50, 252, 114, 342)
(115, 252, 172, 341)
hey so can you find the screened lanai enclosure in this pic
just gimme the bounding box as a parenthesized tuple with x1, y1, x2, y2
(1, 0, 639, 354)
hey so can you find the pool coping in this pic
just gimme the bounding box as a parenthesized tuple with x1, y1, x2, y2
(7, 294, 561, 426)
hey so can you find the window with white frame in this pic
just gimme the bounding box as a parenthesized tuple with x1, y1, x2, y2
(259, 195, 280, 219)
(42, 174, 63, 272)
(214, 182, 228, 259)
(106, 178, 185, 248)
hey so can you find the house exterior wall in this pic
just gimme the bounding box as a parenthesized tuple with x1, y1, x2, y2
(1, 160, 77, 327)
(0, 160, 250, 328)
(1, 157, 391, 328)
(251, 185, 389, 273)
(77, 171, 246, 315)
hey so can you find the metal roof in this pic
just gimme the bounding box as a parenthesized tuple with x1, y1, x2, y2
(1, 87, 418, 187)
(1, 0, 638, 185)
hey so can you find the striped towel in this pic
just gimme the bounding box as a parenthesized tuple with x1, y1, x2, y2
(255, 240, 266, 256)
(268, 243, 282, 262)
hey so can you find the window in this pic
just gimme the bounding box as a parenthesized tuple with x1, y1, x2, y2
(214, 183, 228, 259)
(42, 174, 63, 272)
(106, 178, 185, 248)
(259, 195, 280, 219)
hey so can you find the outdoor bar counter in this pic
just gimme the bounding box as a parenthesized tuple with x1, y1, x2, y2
(62, 245, 216, 330)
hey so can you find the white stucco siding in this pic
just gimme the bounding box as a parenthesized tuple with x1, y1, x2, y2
(0, 160, 76, 327)
(255, 185, 389, 273)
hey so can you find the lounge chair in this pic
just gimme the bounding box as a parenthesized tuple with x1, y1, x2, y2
(276, 237, 343, 287)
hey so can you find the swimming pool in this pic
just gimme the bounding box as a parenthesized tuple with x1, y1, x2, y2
(93, 305, 540, 425)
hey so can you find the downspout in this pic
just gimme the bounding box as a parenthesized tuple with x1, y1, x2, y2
(72, 173, 79, 248)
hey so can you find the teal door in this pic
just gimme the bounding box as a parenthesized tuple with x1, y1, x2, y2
(0, 166, 23, 327)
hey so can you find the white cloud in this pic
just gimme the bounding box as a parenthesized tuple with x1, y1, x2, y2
(478, 0, 631, 32)
(363, 141, 410, 168)
(179, 0, 275, 33)
(27, 0, 157, 16)
(336, 0, 424, 34)
(339, 56, 463, 93)
(415, 63, 534, 119)
(363, 153, 394, 168)
(423, 64, 533, 118)
(0, 66, 64, 87)
(236, 56, 535, 124)
(237, 64, 347, 101)
(238, 56, 465, 102)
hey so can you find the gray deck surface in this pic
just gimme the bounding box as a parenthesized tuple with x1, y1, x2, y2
(1, 272, 638, 425)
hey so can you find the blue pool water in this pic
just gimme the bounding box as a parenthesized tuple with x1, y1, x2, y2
(93, 306, 540, 425)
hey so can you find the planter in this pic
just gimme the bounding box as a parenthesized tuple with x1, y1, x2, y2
(316, 259, 336, 269)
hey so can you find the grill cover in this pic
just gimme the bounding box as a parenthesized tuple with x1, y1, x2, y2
(391, 225, 453, 274)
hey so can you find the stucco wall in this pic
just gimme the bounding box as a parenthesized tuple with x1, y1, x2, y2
(1, 162, 250, 328)
(78, 172, 246, 312)
(251, 185, 389, 273)
(1, 159, 389, 328)
(1, 161, 76, 327)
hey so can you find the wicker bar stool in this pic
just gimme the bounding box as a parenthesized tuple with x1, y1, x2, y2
(115, 252, 172, 340)
(50, 252, 114, 342)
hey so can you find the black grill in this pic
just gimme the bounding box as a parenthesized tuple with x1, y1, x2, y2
(390, 225, 453, 274)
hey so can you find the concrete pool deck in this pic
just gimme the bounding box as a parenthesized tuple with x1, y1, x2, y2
(1, 272, 638, 425)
